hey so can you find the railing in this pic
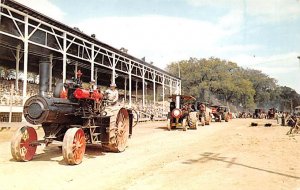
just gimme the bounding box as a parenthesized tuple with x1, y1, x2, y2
(130, 102, 169, 122)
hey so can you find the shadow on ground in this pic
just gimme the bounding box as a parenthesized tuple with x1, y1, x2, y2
(182, 152, 300, 180)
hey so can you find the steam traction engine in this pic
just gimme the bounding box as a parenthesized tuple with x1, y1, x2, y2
(11, 62, 133, 165)
(167, 95, 198, 131)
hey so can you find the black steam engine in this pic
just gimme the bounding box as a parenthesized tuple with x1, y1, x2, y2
(11, 61, 133, 165)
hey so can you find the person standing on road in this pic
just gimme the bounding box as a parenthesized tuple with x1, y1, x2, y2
(277, 112, 282, 124)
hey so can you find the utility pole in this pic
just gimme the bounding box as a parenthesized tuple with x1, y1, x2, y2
(178, 63, 181, 78)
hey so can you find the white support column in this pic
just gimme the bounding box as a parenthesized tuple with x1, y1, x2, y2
(124, 77, 127, 102)
(49, 54, 53, 92)
(15, 45, 21, 91)
(169, 80, 172, 96)
(153, 71, 156, 106)
(135, 80, 138, 103)
(129, 61, 132, 108)
(145, 82, 147, 104)
(162, 76, 165, 116)
(91, 44, 95, 81)
(62, 32, 67, 83)
(179, 80, 182, 95)
(9, 84, 14, 123)
(22, 16, 29, 106)
(74, 62, 78, 78)
(95, 68, 98, 86)
(142, 66, 145, 108)
(111, 53, 116, 84)
(176, 80, 180, 95)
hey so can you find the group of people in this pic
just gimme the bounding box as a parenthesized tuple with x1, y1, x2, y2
(277, 112, 299, 127)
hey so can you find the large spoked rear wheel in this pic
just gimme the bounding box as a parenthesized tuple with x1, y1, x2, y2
(63, 128, 86, 165)
(102, 108, 130, 152)
(11, 126, 38, 162)
(113, 108, 130, 152)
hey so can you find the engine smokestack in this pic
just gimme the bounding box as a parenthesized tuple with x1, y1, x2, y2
(39, 61, 50, 96)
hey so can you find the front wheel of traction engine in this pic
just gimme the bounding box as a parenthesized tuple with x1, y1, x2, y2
(200, 117, 205, 126)
(11, 126, 38, 162)
(188, 112, 198, 129)
(205, 115, 211, 125)
(103, 108, 130, 152)
(167, 118, 171, 131)
(182, 118, 187, 131)
(225, 113, 230, 122)
(62, 128, 86, 165)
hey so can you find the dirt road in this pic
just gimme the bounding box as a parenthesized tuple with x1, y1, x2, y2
(0, 119, 299, 190)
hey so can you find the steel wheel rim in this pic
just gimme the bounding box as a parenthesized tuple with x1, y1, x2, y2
(72, 129, 86, 164)
(116, 109, 129, 151)
(63, 128, 86, 165)
(11, 126, 37, 161)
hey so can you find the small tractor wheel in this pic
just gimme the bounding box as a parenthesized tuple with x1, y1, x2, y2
(200, 117, 205, 126)
(182, 119, 187, 131)
(63, 128, 86, 165)
(206, 116, 211, 125)
(195, 121, 199, 129)
(167, 119, 171, 131)
(11, 126, 38, 162)
(188, 112, 198, 130)
(188, 119, 193, 128)
(225, 114, 229, 122)
(218, 115, 222, 122)
(205, 114, 212, 125)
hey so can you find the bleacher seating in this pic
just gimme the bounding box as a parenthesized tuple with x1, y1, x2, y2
(0, 78, 38, 106)
(130, 101, 169, 122)
(0, 77, 169, 122)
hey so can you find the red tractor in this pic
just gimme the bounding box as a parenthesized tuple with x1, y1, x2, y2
(195, 102, 212, 126)
(167, 95, 198, 131)
(211, 105, 230, 122)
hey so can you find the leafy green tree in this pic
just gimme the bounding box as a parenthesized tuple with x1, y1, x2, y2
(241, 69, 277, 107)
(166, 57, 299, 112)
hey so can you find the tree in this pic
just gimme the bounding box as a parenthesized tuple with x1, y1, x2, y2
(166, 57, 299, 112)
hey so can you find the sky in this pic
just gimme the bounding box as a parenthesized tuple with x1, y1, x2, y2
(15, 0, 300, 93)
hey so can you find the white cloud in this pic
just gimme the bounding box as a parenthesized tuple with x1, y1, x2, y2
(11, 0, 299, 92)
(187, 0, 300, 22)
(76, 15, 217, 64)
(15, 0, 66, 22)
(231, 52, 300, 93)
(232, 52, 300, 70)
(75, 13, 247, 68)
(217, 10, 244, 34)
(216, 44, 262, 55)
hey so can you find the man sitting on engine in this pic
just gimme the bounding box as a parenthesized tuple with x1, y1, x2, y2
(105, 83, 119, 106)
